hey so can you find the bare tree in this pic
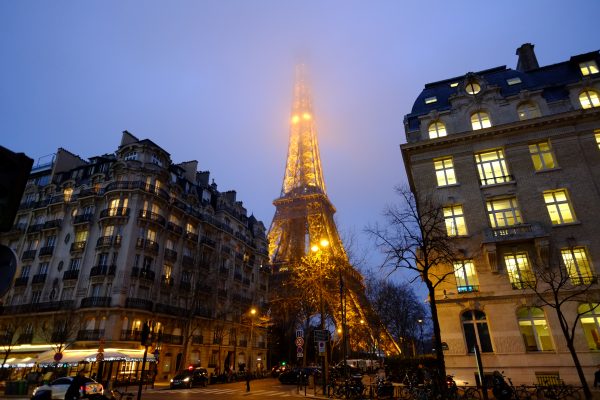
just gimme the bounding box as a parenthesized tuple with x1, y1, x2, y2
(367, 186, 458, 383)
(40, 311, 82, 358)
(525, 246, 599, 399)
(0, 322, 18, 369)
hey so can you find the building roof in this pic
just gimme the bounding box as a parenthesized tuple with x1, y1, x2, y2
(405, 50, 600, 131)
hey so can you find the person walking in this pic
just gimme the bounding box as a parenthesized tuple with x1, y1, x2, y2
(65, 370, 87, 400)
(246, 370, 251, 392)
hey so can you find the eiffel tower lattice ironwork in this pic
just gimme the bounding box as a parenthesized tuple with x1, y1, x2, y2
(268, 66, 400, 356)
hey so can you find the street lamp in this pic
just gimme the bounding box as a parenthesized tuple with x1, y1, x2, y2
(249, 308, 257, 372)
(417, 319, 423, 356)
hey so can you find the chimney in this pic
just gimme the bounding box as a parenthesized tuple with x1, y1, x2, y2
(516, 43, 539, 72)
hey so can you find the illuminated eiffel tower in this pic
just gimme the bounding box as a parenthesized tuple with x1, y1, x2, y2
(268, 66, 400, 356)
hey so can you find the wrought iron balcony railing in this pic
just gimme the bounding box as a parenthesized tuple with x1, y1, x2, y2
(70, 241, 86, 252)
(125, 297, 154, 312)
(39, 246, 55, 257)
(63, 270, 80, 280)
(80, 296, 111, 308)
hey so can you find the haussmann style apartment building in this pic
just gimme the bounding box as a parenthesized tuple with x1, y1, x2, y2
(401, 44, 600, 385)
(0, 131, 270, 383)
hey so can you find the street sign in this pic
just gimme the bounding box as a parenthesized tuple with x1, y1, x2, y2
(296, 346, 303, 353)
(296, 329, 304, 338)
(314, 329, 329, 341)
(317, 341, 326, 355)
(53, 352, 63, 362)
(295, 337, 304, 347)
(297, 352, 303, 358)
(96, 352, 104, 362)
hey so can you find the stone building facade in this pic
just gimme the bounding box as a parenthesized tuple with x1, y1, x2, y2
(0, 131, 270, 380)
(401, 44, 600, 385)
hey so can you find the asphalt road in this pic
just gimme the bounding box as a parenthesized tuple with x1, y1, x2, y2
(140, 378, 321, 400)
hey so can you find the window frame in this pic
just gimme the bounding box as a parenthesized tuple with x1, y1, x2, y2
(443, 204, 468, 237)
(579, 60, 599, 76)
(578, 303, 600, 350)
(434, 157, 457, 187)
(517, 307, 554, 352)
(453, 259, 479, 293)
(518, 102, 541, 121)
(486, 197, 523, 229)
(471, 111, 492, 130)
(475, 149, 511, 186)
(461, 310, 493, 353)
(504, 252, 536, 289)
(543, 189, 576, 225)
(529, 141, 556, 171)
(579, 90, 600, 109)
(561, 247, 594, 285)
(428, 121, 447, 139)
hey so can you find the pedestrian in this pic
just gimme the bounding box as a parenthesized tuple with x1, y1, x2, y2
(246, 369, 251, 392)
(594, 364, 600, 388)
(65, 370, 87, 400)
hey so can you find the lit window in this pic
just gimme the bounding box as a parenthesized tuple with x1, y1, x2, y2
(425, 96, 437, 104)
(450, 82, 459, 88)
(443, 205, 467, 236)
(579, 61, 599, 76)
(471, 111, 491, 130)
(543, 189, 576, 225)
(504, 252, 535, 289)
(462, 310, 493, 353)
(529, 141, 556, 171)
(517, 307, 554, 351)
(561, 247, 594, 285)
(507, 77, 522, 85)
(63, 187, 73, 202)
(434, 157, 457, 186)
(578, 303, 600, 350)
(428, 121, 447, 139)
(466, 82, 481, 95)
(518, 102, 541, 120)
(486, 197, 522, 228)
(579, 90, 600, 109)
(124, 151, 138, 161)
(475, 149, 511, 185)
(453, 260, 479, 292)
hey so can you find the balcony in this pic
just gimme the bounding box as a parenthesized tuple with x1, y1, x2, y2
(154, 303, 188, 317)
(31, 273, 47, 284)
(39, 246, 55, 257)
(10, 222, 28, 234)
(136, 238, 159, 253)
(131, 267, 156, 281)
(161, 275, 173, 289)
(77, 329, 105, 341)
(43, 219, 62, 230)
(80, 296, 111, 308)
(161, 334, 184, 345)
(570, 275, 597, 286)
(166, 222, 183, 235)
(222, 246, 232, 255)
(78, 188, 100, 198)
(479, 174, 515, 186)
(483, 222, 548, 244)
(27, 223, 44, 234)
(37, 300, 74, 312)
(21, 250, 36, 261)
(63, 270, 80, 280)
(99, 207, 130, 219)
(164, 248, 177, 262)
(138, 210, 166, 226)
(96, 235, 122, 248)
(73, 214, 94, 225)
(14, 277, 29, 287)
(185, 232, 199, 243)
(120, 330, 142, 341)
(234, 273, 242, 282)
(182, 255, 194, 267)
(70, 241, 86, 252)
(201, 237, 216, 248)
(179, 281, 192, 291)
(194, 307, 212, 318)
(192, 335, 204, 345)
(125, 297, 154, 312)
(90, 264, 114, 277)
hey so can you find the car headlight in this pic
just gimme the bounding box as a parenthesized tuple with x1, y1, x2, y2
(32, 388, 38, 396)
(183, 377, 190, 382)
(170, 379, 174, 383)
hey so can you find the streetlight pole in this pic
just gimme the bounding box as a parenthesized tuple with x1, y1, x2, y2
(417, 319, 423, 356)
(311, 239, 329, 396)
(249, 308, 256, 372)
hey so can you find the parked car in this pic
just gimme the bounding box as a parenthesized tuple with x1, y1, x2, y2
(170, 368, 209, 389)
(31, 376, 103, 399)
(278, 367, 321, 385)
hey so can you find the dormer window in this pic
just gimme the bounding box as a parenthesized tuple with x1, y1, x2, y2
(579, 90, 600, 109)
(471, 111, 491, 130)
(124, 151, 138, 161)
(579, 61, 599, 76)
(466, 82, 481, 95)
(450, 82, 459, 88)
(428, 121, 447, 139)
(151, 154, 163, 167)
(507, 77, 522, 85)
(517, 102, 541, 120)
(425, 96, 437, 104)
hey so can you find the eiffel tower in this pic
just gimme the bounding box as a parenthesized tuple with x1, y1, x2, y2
(268, 66, 400, 356)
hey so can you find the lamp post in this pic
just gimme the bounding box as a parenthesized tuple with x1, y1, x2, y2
(249, 307, 256, 372)
(311, 238, 329, 395)
(417, 319, 423, 356)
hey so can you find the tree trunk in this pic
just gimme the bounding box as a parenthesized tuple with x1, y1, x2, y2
(557, 311, 592, 399)
(427, 280, 447, 396)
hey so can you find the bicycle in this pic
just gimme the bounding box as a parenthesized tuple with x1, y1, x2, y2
(109, 389, 134, 400)
(534, 383, 582, 400)
(447, 376, 481, 400)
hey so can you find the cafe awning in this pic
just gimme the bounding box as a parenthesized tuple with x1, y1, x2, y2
(35, 348, 154, 365)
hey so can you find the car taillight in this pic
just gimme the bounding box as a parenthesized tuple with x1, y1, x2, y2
(81, 385, 86, 393)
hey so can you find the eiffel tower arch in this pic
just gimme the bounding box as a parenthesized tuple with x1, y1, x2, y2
(268, 66, 400, 362)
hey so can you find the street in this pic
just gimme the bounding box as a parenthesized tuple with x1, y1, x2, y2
(140, 378, 319, 400)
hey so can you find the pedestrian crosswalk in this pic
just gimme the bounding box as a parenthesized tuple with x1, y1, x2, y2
(154, 388, 293, 397)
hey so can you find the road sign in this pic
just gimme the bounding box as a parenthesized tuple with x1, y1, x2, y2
(317, 341, 326, 355)
(296, 346, 303, 353)
(53, 352, 63, 362)
(314, 329, 329, 341)
(297, 352, 303, 358)
(296, 329, 304, 338)
(295, 337, 304, 347)
(96, 352, 104, 362)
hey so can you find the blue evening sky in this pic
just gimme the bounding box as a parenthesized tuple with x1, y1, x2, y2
(1, 1, 598, 283)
